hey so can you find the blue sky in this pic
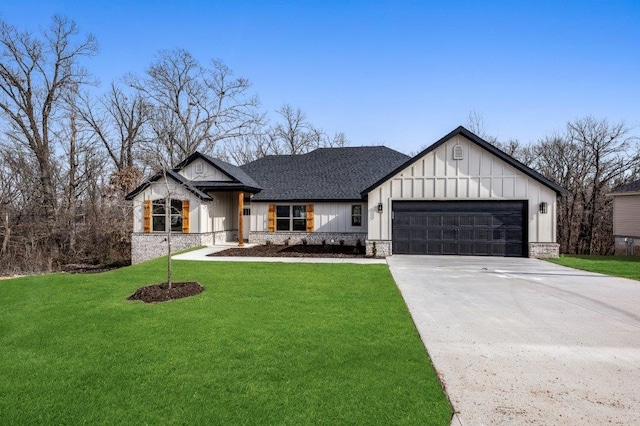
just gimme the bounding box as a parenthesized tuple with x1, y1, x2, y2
(2, 1, 639, 154)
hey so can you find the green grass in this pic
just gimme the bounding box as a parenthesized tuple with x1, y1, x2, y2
(547, 255, 640, 281)
(0, 258, 451, 425)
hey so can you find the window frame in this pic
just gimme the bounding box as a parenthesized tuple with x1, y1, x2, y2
(151, 199, 183, 233)
(351, 204, 363, 227)
(275, 204, 307, 231)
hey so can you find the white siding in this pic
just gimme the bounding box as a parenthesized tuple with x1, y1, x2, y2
(180, 159, 232, 181)
(251, 201, 367, 233)
(212, 192, 237, 232)
(366, 134, 558, 243)
(132, 180, 201, 233)
(613, 194, 640, 237)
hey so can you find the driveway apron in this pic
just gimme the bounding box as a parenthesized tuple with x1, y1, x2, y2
(387, 255, 640, 425)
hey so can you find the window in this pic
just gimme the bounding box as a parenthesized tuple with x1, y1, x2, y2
(351, 205, 362, 227)
(276, 205, 306, 231)
(152, 199, 183, 232)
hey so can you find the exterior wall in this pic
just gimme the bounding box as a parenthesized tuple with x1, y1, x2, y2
(179, 159, 232, 181)
(612, 194, 640, 256)
(366, 134, 558, 251)
(212, 192, 237, 233)
(131, 233, 214, 264)
(612, 194, 640, 237)
(365, 240, 392, 258)
(528, 243, 560, 259)
(250, 201, 367, 233)
(130, 181, 242, 263)
(131, 180, 203, 233)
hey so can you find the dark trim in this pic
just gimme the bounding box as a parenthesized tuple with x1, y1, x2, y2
(249, 198, 367, 203)
(196, 185, 262, 193)
(361, 126, 568, 197)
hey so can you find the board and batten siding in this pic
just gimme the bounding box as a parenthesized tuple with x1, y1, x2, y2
(211, 192, 237, 232)
(366, 134, 557, 243)
(250, 201, 367, 233)
(613, 194, 640, 237)
(132, 180, 201, 233)
(179, 159, 232, 181)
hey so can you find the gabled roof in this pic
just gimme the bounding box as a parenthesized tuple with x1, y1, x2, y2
(124, 169, 213, 201)
(175, 152, 262, 190)
(241, 146, 410, 201)
(124, 152, 262, 200)
(611, 179, 640, 195)
(361, 126, 569, 197)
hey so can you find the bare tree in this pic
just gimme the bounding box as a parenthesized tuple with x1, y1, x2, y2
(0, 15, 98, 268)
(528, 118, 639, 254)
(263, 104, 349, 156)
(128, 49, 263, 167)
(78, 82, 149, 172)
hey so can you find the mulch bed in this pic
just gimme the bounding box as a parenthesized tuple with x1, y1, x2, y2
(208, 243, 367, 258)
(127, 281, 204, 303)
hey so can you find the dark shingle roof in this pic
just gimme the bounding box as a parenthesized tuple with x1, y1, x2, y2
(612, 179, 640, 194)
(241, 146, 410, 201)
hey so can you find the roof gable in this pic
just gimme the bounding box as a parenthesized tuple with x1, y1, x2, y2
(124, 151, 262, 200)
(362, 126, 568, 196)
(124, 170, 213, 201)
(175, 151, 262, 189)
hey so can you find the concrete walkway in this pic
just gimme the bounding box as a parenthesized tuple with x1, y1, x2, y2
(171, 245, 387, 264)
(387, 255, 640, 425)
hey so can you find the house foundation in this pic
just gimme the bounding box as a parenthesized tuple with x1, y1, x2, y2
(131, 232, 238, 264)
(528, 242, 560, 259)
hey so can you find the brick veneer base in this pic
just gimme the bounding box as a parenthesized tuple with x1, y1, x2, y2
(528, 242, 560, 259)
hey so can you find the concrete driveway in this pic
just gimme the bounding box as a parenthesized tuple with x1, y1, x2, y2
(387, 255, 640, 425)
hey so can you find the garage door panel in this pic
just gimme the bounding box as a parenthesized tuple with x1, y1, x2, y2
(393, 201, 527, 257)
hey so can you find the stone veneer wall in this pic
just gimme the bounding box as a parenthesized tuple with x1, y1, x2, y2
(614, 236, 640, 256)
(365, 240, 392, 258)
(528, 242, 560, 259)
(131, 232, 235, 264)
(249, 231, 367, 247)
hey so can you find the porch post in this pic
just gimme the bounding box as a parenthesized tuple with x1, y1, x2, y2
(237, 191, 244, 247)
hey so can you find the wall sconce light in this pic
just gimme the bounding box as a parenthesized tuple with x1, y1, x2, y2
(539, 202, 548, 214)
(377, 202, 383, 213)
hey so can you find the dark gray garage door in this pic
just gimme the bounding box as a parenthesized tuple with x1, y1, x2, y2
(393, 201, 527, 257)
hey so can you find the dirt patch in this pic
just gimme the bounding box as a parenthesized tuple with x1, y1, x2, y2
(127, 281, 204, 303)
(208, 243, 367, 258)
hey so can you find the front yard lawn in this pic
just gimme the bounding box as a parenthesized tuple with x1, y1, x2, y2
(0, 258, 451, 425)
(547, 255, 640, 281)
